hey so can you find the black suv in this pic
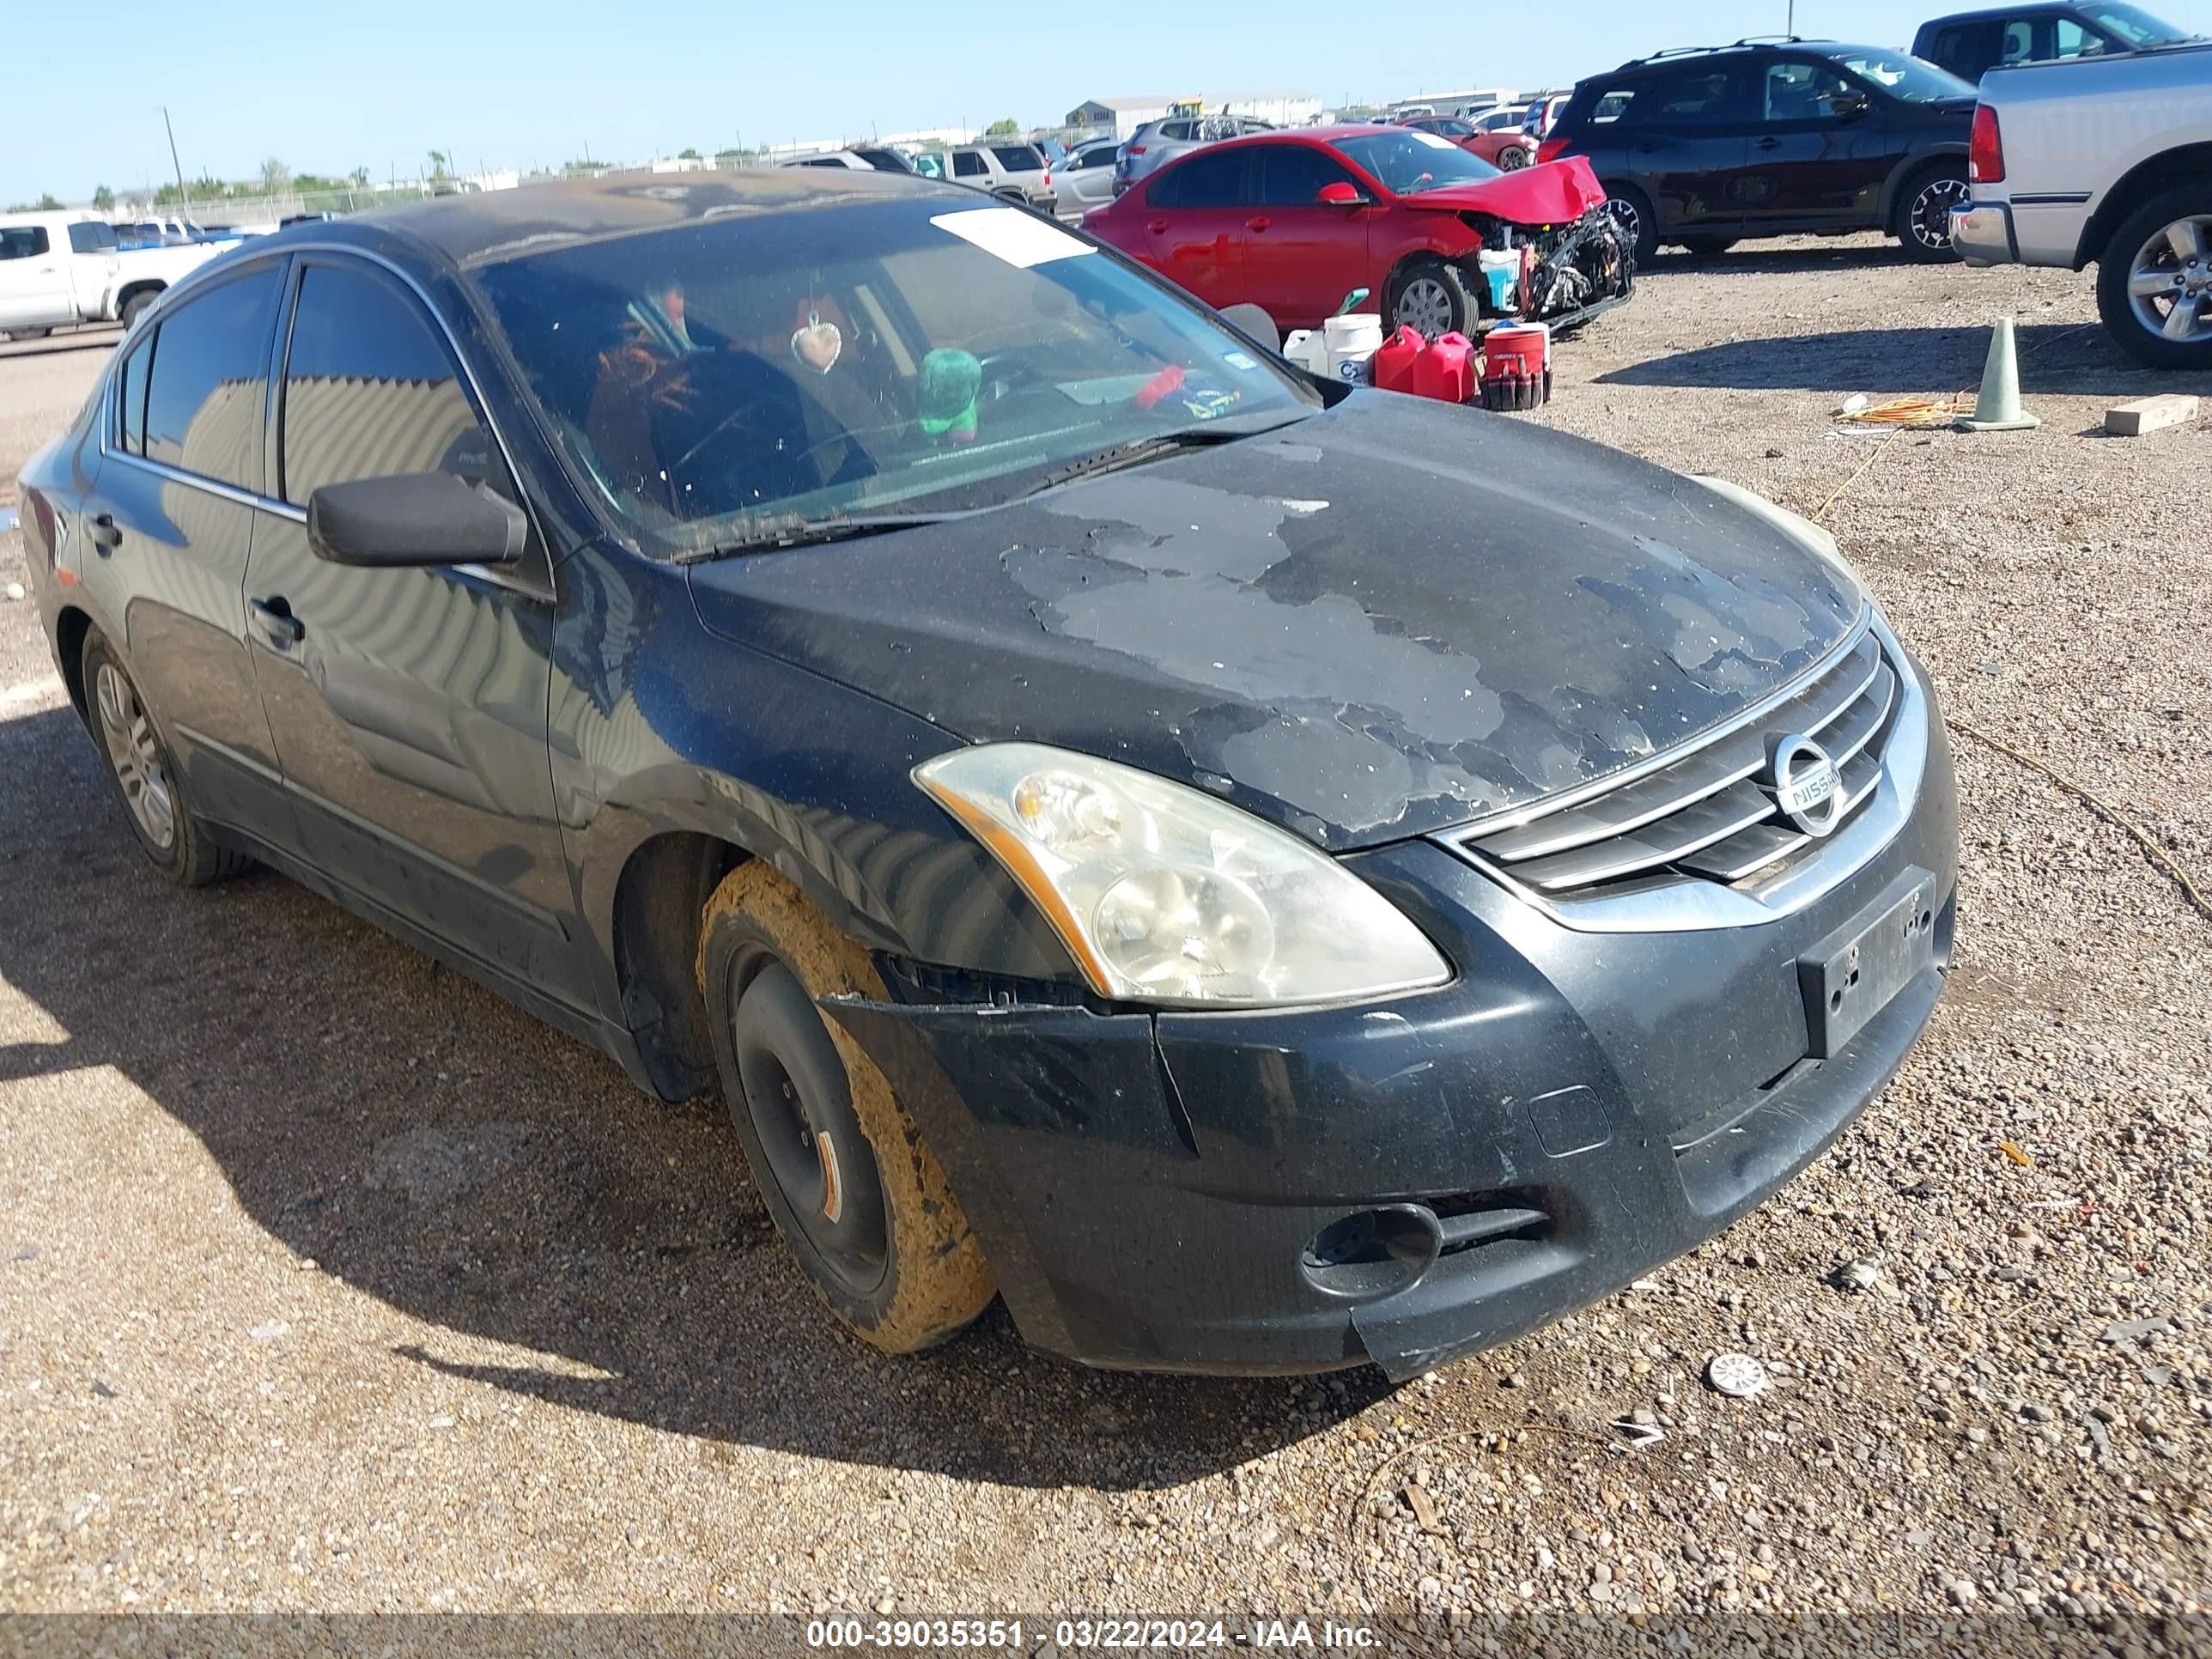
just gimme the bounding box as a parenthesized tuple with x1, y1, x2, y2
(1544, 38, 1979, 263)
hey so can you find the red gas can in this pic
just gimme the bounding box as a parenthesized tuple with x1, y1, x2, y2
(1413, 331, 1474, 403)
(1373, 325, 1425, 393)
(1480, 324, 1553, 411)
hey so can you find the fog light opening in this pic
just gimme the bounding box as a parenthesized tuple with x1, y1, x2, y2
(1301, 1204, 1442, 1299)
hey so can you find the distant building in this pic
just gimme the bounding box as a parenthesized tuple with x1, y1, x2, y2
(1064, 92, 1321, 141)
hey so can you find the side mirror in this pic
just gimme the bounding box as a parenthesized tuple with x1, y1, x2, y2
(1316, 181, 1365, 206)
(307, 472, 528, 568)
(1827, 90, 1871, 119)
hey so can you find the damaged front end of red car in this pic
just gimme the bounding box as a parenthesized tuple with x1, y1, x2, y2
(1409, 158, 1638, 333)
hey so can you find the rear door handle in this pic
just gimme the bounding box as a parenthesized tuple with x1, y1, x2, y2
(1147, 218, 1170, 234)
(247, 596, 304, 649)
(1245, 216, 1272, 232)
(1756, 137, 1783, 150)
(88, 513, 122, 551)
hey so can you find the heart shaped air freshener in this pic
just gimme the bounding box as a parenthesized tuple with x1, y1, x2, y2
(791, 308, 842, 374)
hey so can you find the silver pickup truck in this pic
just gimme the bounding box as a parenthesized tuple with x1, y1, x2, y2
(1950, 40, 2212, 368)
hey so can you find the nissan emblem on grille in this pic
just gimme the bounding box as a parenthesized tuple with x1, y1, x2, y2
(1768, 733, 1843, 837)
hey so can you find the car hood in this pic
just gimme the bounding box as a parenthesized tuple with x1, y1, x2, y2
(1393, 156, 1607, 224)
(687, 392, 1863, 851)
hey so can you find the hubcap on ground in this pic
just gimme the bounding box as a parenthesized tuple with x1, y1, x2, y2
(1395, 276, 1455, 337)
(1910, 178, 1967, 250)
(94, 662, 175, 850)
(2126, 214, 2212, 346)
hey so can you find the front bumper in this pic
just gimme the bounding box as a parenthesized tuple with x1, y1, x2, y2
(1950, 201, 2017, 268)
(829, 690, 1958, 1380)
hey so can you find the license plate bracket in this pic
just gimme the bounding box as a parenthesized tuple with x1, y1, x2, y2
(1798, 868, 1938, 1059)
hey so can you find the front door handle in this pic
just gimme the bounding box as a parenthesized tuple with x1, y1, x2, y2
(1756, 137, 1783, 150)
(88, 513, 122, 552)
(1245, 216, 1273, 232)
(247, 596, 304, 649)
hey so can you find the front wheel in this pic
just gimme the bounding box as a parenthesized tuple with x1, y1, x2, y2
(1389, 258, 1476, 337)
(118, 290, 159, 327)
(1895, 167, 1968, 263)
(2095, 188, 2212, 371)
(697, 863, 995, 1353)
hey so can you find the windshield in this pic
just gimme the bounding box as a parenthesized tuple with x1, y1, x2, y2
(1828, 47, 1977, 100)
(1334, 128, 1502, 194)
(472, 197, 1320, 558)
(2082, 2, 2196, 44)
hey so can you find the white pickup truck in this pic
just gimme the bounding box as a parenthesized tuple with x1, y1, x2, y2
(0, 210, 234, 341)
(1950, 41, 2212, 368)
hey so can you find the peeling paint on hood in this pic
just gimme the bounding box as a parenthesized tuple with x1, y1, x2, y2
(687, 392, 1862, 850)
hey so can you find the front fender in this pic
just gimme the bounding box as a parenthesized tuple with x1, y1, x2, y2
(1877, 143, 1969, 227)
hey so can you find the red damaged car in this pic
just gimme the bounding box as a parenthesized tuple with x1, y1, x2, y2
(1082, 124, 1634, 338)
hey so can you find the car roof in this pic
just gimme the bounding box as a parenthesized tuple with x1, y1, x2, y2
(285, 164, 964, 270)
(1601, 39, 1892, 76)
(1917, 2, 2081, 22)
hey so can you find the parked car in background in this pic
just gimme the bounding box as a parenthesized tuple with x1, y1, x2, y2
(1520, 93, 1572, 146)
(1114, 114, 1274, 193)
(1054, 136, 1122, 216)
(1952, 40, 2212, 365)
(16, 164, 1955, 1379)
(0, 210, 233, 337)
(1542, 40, 1978, 263)
(945, 142, 1058, 211)
(1085, 125, 1632, 336)
(781, 148, 915, 173)
(1400, 112, 1535, 168)
(1912, 2, 2199, 82)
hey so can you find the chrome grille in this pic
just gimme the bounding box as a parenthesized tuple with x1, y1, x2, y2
(1444, 617, 1903, 906)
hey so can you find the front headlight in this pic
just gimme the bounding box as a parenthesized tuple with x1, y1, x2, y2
(914, 743, 1451, 1009)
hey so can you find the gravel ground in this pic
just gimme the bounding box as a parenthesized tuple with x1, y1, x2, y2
(1, 240, 2208, 1652)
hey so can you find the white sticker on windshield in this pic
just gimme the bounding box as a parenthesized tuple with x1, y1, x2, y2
(1223, 349, 1258, 370)
(1407, 130, 1457, 149)
(931, 209, 1097, 269)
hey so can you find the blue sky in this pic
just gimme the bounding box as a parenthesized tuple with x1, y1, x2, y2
(8, 0, 2205, 204)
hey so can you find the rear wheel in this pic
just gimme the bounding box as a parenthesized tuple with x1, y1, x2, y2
(697, 863, 995, 1352)
(1605, 184, 1658, 267)
(1894, 165, 1968, 262)
(2095, 187, 2212, 371)
(1678, 235, 1737, 259)
(1389, 257, 1476, 337)
(81, 630, 248, 886)
(118, 289, 160, 327)
(1494, 143, 1531, 170)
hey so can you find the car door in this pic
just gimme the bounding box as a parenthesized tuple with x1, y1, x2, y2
(1243, 143, 1371, 331)
(242, 254, 579, 998)
(1135, 149, 1249, 307)
(82, 258, 295, 845)
(1614, 67, 1758, 234)
(0, 224, 73, 330)
(1738, 58, 1896, 228)
(1063, 143, 1118, 210)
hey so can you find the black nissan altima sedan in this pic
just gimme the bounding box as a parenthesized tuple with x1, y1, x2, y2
(16, 167, 1956, 1378)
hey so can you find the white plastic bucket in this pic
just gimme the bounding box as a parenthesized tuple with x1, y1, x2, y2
(1323, 313, 1382, 382)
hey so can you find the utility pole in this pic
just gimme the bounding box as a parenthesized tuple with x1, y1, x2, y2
(1787, 0, 1796, 32)
(161, 106, 190, 219)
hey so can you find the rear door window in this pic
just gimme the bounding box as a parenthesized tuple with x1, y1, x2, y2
(1159, 121, 1196, 141)
(1149, 149, 1246, 208)
(1644, 66, 1753, 125)
(952, 150, 986, 178)
(279, 261, 495, 505)
(142, 264, 281, 489)
(68, 222, 118, 253)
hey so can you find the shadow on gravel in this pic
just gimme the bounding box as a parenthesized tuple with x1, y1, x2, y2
(1638, 242, 1922, 276)
(0, 700, 1392, 1492)
(0, 330, 122, 362)
(1597, 321, 2203, 399)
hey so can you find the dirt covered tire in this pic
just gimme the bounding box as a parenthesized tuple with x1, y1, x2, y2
(80, 629, 250, 886)
(696, 863, 994, 1353)
(1605, 184, 1659, 268)
(2095, 186, 2212, 371)
(1389, 257, 1479, 338)
(119, 290, 159, 328)
(1894, 164, 1968, 263)
(1678, 235, 1736, 259)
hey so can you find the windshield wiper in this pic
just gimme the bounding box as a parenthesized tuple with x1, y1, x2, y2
(1018, 410, 1312, 495)
(684, 511, 968, 561)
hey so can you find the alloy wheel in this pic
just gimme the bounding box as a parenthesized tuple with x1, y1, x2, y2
(1907, 177, 1968, 252)
(1395, 276, 1455, 337)
(2125, 214, 2212, 347)
(94, 662, 176, 851)
(1608, 197, 1641, 243)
